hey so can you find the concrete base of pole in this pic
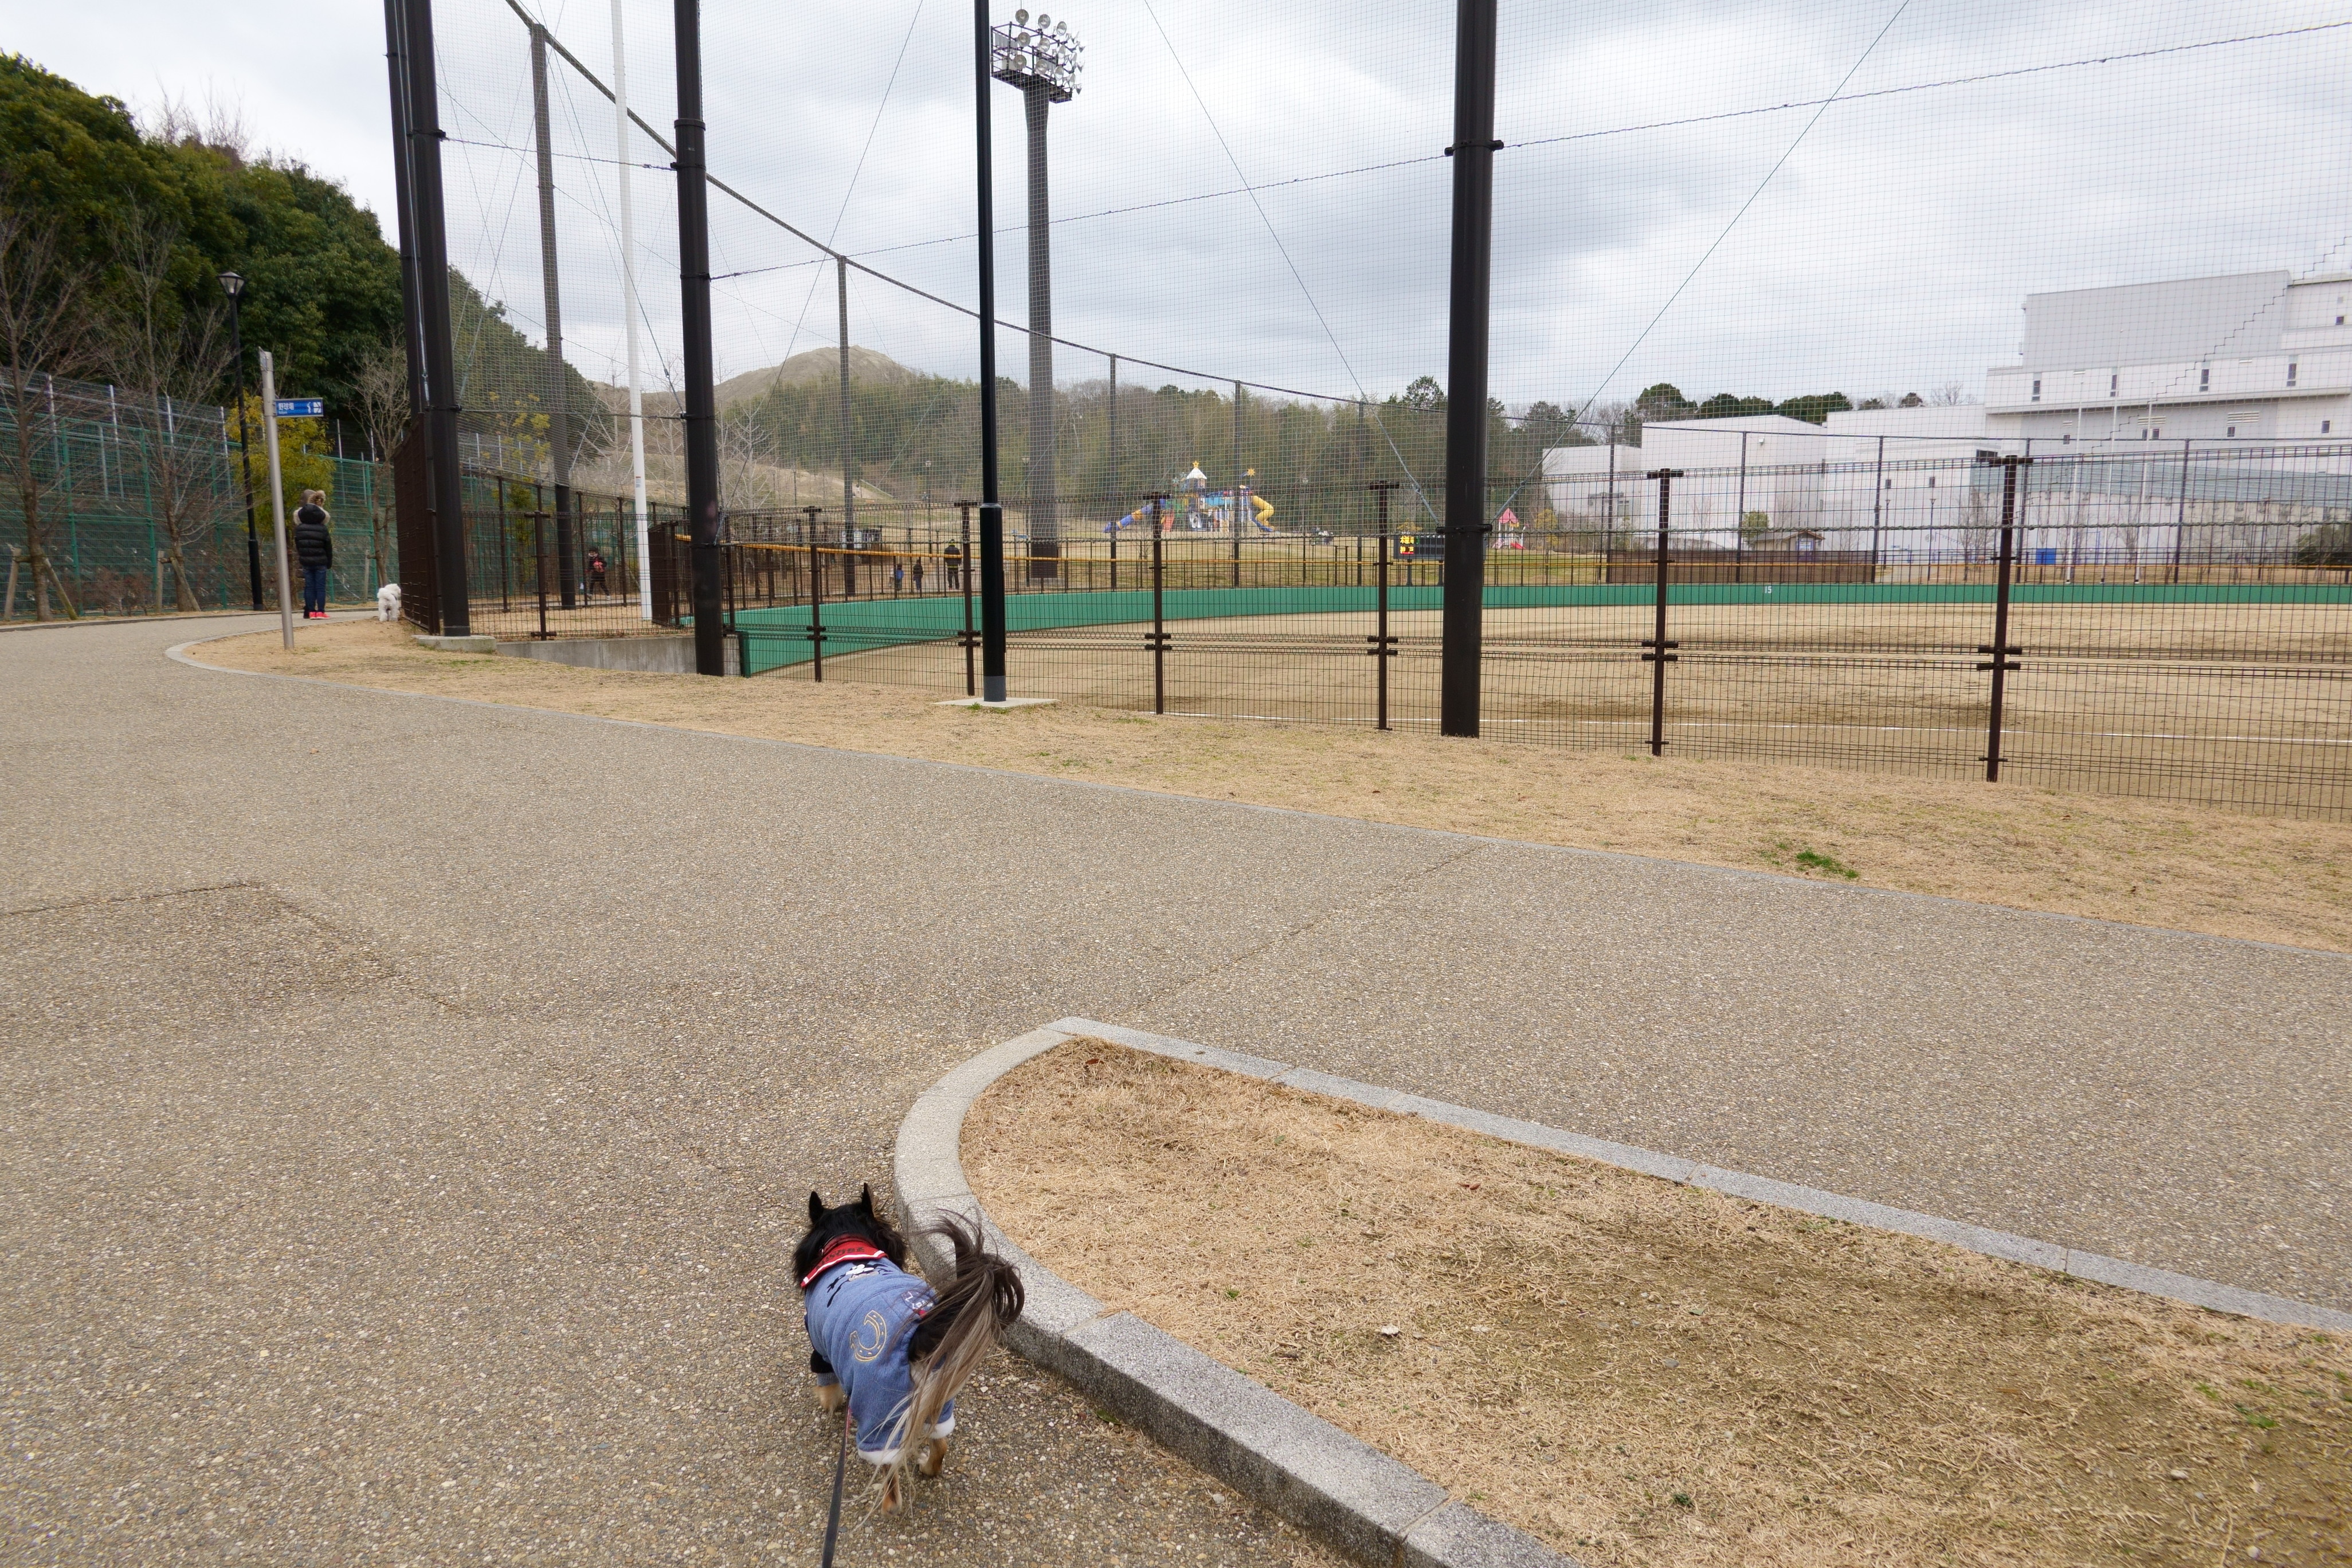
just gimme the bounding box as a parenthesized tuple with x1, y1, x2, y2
(413, 633, 497, 653)
(938, 695, 1055, 711)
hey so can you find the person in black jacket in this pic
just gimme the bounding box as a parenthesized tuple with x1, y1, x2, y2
(292, 491, 332, 620)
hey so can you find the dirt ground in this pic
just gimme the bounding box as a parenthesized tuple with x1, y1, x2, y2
(191, 618, 2352, 952)
(964, 1040, 2352, 1568)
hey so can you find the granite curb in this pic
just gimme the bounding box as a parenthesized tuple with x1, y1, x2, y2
(895, 1017, 2352, 1567)
(893, 1025, 1582, 1568)
(1052, 1017, 2352, 1335)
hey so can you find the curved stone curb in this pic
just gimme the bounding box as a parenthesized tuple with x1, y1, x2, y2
(1037, 1018, 2352, 1334)
(895, 1024, 1579, 1568)
(898, 1018, 2352, 1567)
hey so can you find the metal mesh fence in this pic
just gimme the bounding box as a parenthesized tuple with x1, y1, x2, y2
(2, 371, 394, 617)
(391, 0, 2352, 816)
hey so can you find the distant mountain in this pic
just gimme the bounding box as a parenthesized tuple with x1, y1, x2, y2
(602, 346, 920, 416)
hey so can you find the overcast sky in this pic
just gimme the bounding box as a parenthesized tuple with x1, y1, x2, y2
(14, 0, 2350, 411)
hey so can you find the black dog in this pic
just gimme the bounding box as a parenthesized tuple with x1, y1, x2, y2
(794, 1186, 1024, 1509)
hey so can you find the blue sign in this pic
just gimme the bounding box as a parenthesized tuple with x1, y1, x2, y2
(274, 397, 324, 418)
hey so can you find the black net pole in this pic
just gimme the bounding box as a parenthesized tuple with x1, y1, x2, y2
(974, 0, 1007, 703)
(674, 0, 724, 677)
(1439, 0, 1499, 737)
(401, 0, 469, 637)
(1644, 469, 1681, 757)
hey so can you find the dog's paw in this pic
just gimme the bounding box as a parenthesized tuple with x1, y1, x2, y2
(815, 1382, 846, 1414)
(918, 1438, 948, 1478)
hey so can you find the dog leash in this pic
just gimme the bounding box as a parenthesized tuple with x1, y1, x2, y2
(819, 1406, 850, 1567)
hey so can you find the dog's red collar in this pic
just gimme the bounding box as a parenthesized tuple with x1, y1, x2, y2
(799, 1237, 891, 1291)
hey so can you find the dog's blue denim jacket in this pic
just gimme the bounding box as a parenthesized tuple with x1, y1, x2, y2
(805, 1256, 951, 1460)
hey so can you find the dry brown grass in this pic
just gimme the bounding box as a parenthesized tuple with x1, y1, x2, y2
(965, 1040, 2352, 1567)
(190, 617, 2352, 952)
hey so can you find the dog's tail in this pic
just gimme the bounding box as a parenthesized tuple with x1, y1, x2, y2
(880, 1213, 1024, 1492)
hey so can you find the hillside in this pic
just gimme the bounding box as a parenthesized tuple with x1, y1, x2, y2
(607, 345, 920, 418)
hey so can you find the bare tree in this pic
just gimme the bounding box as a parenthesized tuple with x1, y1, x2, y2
(107, 213, 235, 610)
(0, 193, 103, 619)
(350, 343, 410, 585)
(1927, 381, 1977, 407)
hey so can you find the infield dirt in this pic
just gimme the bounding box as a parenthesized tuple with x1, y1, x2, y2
(194, 617, 2352, 951)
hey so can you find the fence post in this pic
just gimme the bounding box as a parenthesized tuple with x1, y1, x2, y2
(958, 500, 977, 697)
(2170, 439, 2192, 585)
(496, 473, 511, 612)
(1369, 480, 1398, 731)
(534, 495, 549, 640)
(1975, 453, 2029, 783)
(802, 503, 826, 681)
(1148, 492, 1168, 715)
(1869, 435, 1885, 575)
(1643, 469, 1682, 757)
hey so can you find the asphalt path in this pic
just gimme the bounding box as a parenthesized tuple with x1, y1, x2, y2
(3, 614, 2345, 1565)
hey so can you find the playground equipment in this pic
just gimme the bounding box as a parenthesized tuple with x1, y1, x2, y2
(1106, 462, 1276, 535)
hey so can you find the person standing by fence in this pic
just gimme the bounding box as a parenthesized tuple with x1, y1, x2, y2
(293, 491, 332, 619)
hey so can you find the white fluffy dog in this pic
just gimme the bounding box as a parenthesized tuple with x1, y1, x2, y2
(375, 582, 402, 622)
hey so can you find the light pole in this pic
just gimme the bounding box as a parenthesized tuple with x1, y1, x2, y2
(219, 271, 264, 610)
(991, 9, 1081, 582)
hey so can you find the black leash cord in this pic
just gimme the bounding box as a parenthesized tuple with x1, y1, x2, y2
(819, 1409, 850, 1567)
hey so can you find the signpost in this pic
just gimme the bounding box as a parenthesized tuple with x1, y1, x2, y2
(274, 397, 325, 419)
(259, 353, 296, 648)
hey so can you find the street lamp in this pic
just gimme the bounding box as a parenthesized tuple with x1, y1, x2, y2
(219, 271, 264, 610)
(991, 10, 1081, 580)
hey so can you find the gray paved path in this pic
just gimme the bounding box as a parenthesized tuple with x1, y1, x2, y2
(3, 616, 2345, 1565)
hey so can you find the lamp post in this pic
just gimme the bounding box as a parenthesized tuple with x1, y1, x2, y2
(991, 9, 1081, 582)
(219, 271, 264, 610)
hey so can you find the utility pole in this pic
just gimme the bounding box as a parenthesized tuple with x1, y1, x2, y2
(837, 257, 857, 544)
(218, 272, 263, 610)
(992, 10, 1082, 583)
(400, 0, 469, 636)
(974, 0, 1008, 700)
(1439, 0, 1499, 736)
(675, 0, 724, 676)
(530, 23, 576, 609)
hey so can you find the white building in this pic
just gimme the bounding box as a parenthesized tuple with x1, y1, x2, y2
(1986, 270, 2352, 447)
(1540, 269, 2352, 562)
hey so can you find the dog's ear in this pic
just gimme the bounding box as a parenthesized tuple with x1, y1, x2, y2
(859, 1182, 876, 1216)
(808, 1190, 826, 1225)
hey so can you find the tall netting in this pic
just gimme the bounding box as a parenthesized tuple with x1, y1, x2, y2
(426, 0, 2352, 814)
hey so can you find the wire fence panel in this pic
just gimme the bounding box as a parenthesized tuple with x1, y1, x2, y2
(1, 371, 395, 617)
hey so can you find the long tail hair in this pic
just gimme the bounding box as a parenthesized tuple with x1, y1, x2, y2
(877, 1213, 1025, 1495)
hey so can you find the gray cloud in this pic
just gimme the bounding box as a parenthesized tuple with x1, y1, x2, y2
(26, 0, 2351, 415)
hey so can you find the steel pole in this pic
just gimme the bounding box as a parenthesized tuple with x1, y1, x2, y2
(258, 351, 295, 649)
(402, 0, 469, 635)
(673, 0, 724, 676)
(382, 0, 425, 417)
(530, 24, 577, 609)
(1979, 456, 2026, 783)
(226, 294, 262, 610)
(1439, 0, 1498, 737)
(1022, 83, 1057, 579)
(1644, 469, 1681, 756)
(975, 0, 1007, 700)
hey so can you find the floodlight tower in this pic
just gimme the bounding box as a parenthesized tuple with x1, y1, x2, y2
(991, 10, 1082, 578)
